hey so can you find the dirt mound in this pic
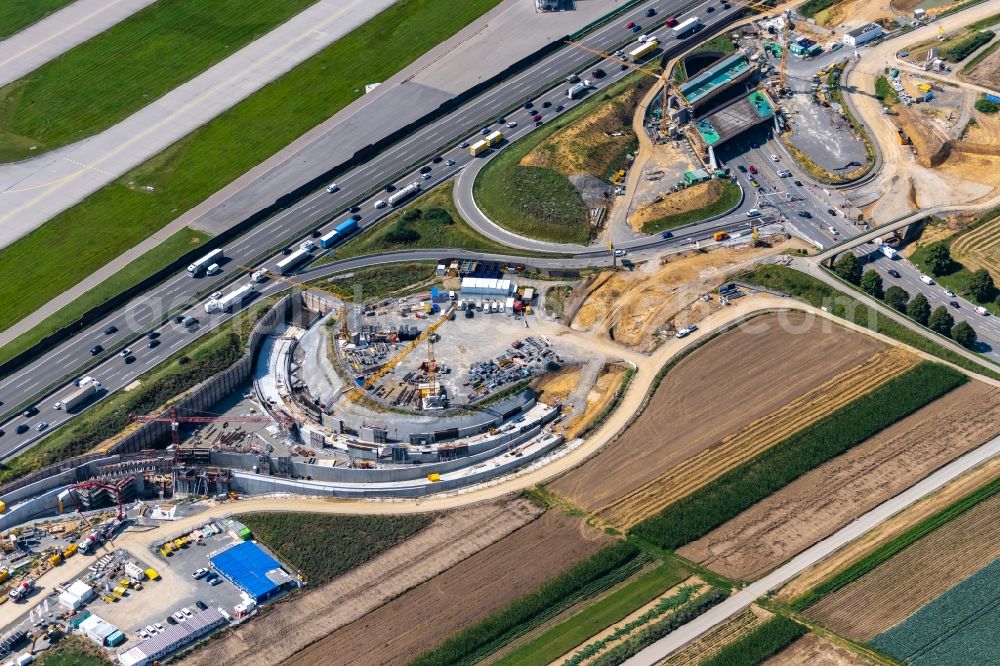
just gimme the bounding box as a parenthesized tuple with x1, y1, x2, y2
(897, 107, 952, 167)
(568, 246, 785, 350)
(598, 348, 918, 530)
(763, 634, 877, 665)
(628, 180, 726, 231)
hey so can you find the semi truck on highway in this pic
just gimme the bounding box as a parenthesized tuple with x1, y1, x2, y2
(54, 379, 101, 412)
(319, 219, 360, 249)
(216, 284, 256, 313)
(485, 130, 503, 147)
(276, 248, 311, 275)
(629, 40, 658, 62)
(187, 248, 224, 277)
(672, 17, 700, 37)
(388, 182, 422, 206)
(470, 139, 489, 156)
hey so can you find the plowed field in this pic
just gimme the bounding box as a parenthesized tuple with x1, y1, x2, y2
(282, 511, 612, 666)
(762, 634, 876, 666)
(594, 348, 917, 528)
(680, 382, 1000, 580)
(951, 212, 1000, 280)
(661, 605, 772, 666)
(806, 491, 1000, 641)
(550, 312, 883, 513)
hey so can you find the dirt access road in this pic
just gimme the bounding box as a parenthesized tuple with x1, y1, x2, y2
(280, 510, 611, 666)
(680, 381, 1000, 580)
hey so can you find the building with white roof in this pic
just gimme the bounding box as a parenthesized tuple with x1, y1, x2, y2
(117, 607, 225, 666)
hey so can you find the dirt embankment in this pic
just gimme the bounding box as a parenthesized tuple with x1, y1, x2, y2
(962, 43, 1000, 89)
(567, 245, 796, 351)
(628, 180, 727, 231)
(806, 490, 1000, 641)
(180, 500, 542, 666)
(679, 381, 1000, 580)
(763, 634, 876, 665)
(550, 312, 884, 513)
(282, 510, 612, 666)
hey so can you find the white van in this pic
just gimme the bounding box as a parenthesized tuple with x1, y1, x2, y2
(374, 200, 387, 209)
(919, 274, 935, 285)
(746, 208, 761, 218)
(638, 34, 649, 42)
(205, 263, 221, 276)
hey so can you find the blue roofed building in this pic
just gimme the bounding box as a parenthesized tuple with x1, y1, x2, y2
(210, 541, 295, 603)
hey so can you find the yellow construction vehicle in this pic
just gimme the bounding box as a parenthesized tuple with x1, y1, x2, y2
(362, 304, 455, 391)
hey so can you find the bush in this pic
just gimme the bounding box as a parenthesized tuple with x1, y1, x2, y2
(941, 30, 994, 62)
(923, 243, 955, 276)
(860, 269, 884, 299)
(834, 253, 862, 284)
(908, 292, 931, 325)
(631, 363, 966, 549)
(410, 542, 644, 666)
(240, 512, 431, 585)
(952, 320, 977, 348)
(976, 97, 1000, 114)
(385, 221, 421, 244)
(700, 617, 807, 666)
(424, 207, 455, 225)
(884, 285, 910, 313)
(929, 305, 955, 336)
(875, 75, 900, 105)
(588, 589, 729, 666)
(968, 268, 996, 302)
(799, 0, 836, 17)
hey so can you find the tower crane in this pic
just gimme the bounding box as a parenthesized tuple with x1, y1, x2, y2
(564, 39, 674, 138)
(362, 304, 455, 392)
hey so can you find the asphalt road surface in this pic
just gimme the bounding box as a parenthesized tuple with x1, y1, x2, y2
(0, 0, 747, 453)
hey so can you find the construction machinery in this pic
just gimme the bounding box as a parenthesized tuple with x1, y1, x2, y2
(362, 304, 455, 392)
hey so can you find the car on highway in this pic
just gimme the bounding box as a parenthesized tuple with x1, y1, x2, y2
(794, 179, 803, 186)
(778, 169, 792, 177)
(325, 183, 338, 193)
(458, 141, 468, 149)
(950, 301, 960, 309)
(506, 121, 517, 128)
(211, 291, 223, 300)
(148, 339, 160, 349)
(944, 289, 956, 297)
(662, 231, 673, 238)
(422, 172, 432, 180)
(36, 422, 48, 432)
(620, 63, 629, 70)
(888, 269, 901, 278)
(797, 211, 812, 218)
(22, 407, 38, 418)
(748, 165, 757, 174)
(90, 345, 103, 356)
(542, 101, 552, 108)
(385, 183, 396, 192)
(592, 68, 606, 78)
(15, 425, 28, 435)
(626, 21, 636, 29)
(737, 165, 747, 173)
(281, 247, 292, 255)
(722, 2, 731, 7)
(827, 208, 837, 216)
(554, 104, 564, 112)
(374, 200, 386, 208)
(479, 127, 490, 135)
(666, 16, 678, 26)
(311, 228, 322, 238)
(524, 101, 533, 109)
(432, 156, 443, 163)
(976, 306, 990, 315)
(531, 113, 541, 122)
(920, 274, 935, 285)
(445, 159, 455, 166)
(103, 325, 118, 335)
(646, 7, 656, 16)
(769, 154, 779, 162)
(120, 348, 132, 358)
(746, 208, 761, 218)
(828, 226, 839, 235)
(614, 249, 627, 257)
(706, 5, 714, 11)
(419, 165, 432, 174)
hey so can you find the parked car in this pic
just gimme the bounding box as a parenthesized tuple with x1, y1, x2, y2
(166, 616, 177, 625)
(172, 612, 186, 622)
(181, 608, 193, 618)
(195, 600, 208, 611)
(737, 164, 747, 173)
(748, 165, 757, 174)
(192, 568, 208, 580)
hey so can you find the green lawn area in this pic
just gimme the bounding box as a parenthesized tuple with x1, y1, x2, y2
(0, 296, 278, 484)
(0, 227, 209, 368)
(36, 638, 112, 666)
(239, 512, 431, 585)
(0, 0, 502, 364)
(0, 0, 76, 40)
(640, 180, 741, 234)
(474, 73, 648, 245)
(744, 265, 1000, 380)
(497, 560, 688, 666)
(310, 263, 439, 302)
(0, 0, 324, 162)
(316, 182, 513, 264)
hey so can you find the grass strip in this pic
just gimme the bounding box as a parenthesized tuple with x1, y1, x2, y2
(744, 265, 1000, 380)
(699, 616, 806, 666)
(962, 39, 1000, 71)
(0, 0, 322, 162)
(497, 560, 688, 666)
(408, 541, 646, 666)
(640, 180, 741, 234)
(0, 0, 76, 40)
(239, 512, 431, 585)
(0, 228, 209, 368)
(632, 362, 967, 550)
(939, 30, 994, 63)
(315, 182, 515, 264)
(310, 263, 438, 302)
(589, 588, 729, 666)
(799, 0, 837, 17)
(0, 297, 278, 484)
(474, 73, 648, 245)
(792, 473, 1000, 610)
(0, 0, 501, 364)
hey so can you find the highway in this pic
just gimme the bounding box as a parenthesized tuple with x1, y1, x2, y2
(0, 0, 756, 453)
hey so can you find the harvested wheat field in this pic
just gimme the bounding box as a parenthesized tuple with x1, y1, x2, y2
(181, 500, 542, 666)
(951, 210, 1000, 280)
(568, 244, 803, 350)
(281, 510, 611, 666)
(596, 347, 918, 529)
(550, 312, 883, 513)
(678, 381, 1000, 580)
(762, 634, 876, 666)
(806, 491, 1000, 641)
(660, 605, 772, 666)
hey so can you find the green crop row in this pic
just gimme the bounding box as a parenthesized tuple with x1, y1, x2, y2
(589, 588, 729, 666)
(798, 0, 837, 17)
(239, 512, 431, 585)
(408, 541, 646, 666)
(631, 362, 966, 550)
(793, 472, 1000, 610)
(940, 30, 994, 62)
(700, 616, 807, 666)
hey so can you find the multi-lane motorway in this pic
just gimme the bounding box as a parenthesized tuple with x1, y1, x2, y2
(0, 0, 755, 454)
